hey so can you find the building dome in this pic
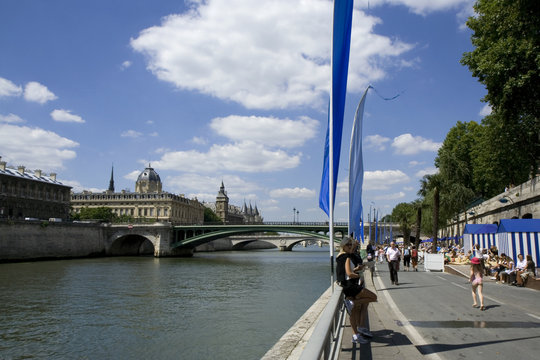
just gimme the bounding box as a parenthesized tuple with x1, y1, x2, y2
(137, 166, 161, 183)
(135, 165, 162, 193)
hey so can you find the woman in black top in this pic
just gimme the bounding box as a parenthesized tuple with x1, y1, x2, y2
(337, 237, 378, 343)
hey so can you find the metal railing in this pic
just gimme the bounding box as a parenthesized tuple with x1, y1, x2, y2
(299, 287, 345, 360)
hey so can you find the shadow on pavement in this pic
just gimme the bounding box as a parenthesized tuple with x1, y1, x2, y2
(416, 335, 540, 355)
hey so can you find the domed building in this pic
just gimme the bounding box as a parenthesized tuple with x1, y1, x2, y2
(71, 165, 204, 224)
(135, 166, 162, 193)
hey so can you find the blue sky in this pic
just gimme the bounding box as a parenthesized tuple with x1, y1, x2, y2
(0, 0, 489, 222)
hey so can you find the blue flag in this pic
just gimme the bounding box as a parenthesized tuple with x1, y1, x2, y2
(348, 87, 369, 240)
(319, 0, 354, 216)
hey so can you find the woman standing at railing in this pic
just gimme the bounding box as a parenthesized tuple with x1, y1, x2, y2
(336, 237, 378, 344)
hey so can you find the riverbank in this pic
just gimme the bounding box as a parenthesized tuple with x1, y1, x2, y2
(0, 220, 275, 262)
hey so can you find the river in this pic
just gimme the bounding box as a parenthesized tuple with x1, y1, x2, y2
(0, 247, 331, 359)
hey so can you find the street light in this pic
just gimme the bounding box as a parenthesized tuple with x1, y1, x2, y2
(499, 195, 515, 204)
(297, 210, 299, 224)
(293, 207, 296, 223)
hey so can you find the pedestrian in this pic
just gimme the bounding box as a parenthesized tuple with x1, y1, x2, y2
(403, 246, 411, 271)
(365, 241, 376, 283)
(470, 257, 485, 311)
(411, 245, 419, 271)
(386, 241, 401, 285)
(336, 237, 378, 344)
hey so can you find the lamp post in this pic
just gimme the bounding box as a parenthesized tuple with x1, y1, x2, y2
(499, 195, 515, 204)
(293, 207, 296, 223)
(297, 210, 299, 224)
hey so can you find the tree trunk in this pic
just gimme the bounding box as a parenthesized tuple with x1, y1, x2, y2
(432, 187, 439, 252)
(415, 207, 421, 249)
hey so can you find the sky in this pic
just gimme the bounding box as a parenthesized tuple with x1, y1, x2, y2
(0, 0, 490, 222)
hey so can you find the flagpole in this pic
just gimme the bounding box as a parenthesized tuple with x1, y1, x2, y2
(328, 2, 336, 292)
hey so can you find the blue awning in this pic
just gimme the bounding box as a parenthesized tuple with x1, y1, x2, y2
(463, 223, 497, 234)
(497, 219, 540, 233)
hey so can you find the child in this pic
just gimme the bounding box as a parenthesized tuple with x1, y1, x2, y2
(470, 257, 485, 311)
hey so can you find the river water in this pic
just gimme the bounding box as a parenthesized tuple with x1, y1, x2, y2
(0, 247, 331, 360)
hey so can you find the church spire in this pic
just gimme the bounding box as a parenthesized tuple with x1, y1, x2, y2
(108, 165, 115, 192)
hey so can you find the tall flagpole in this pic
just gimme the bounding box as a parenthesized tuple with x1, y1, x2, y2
(328, 2, 336, 291)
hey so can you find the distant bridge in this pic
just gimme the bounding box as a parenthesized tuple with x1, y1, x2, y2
(171, 223, 350, 252)
(105, 222, 401, 257)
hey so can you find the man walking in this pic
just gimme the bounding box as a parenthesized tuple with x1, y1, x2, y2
(386, 241, 401, 285)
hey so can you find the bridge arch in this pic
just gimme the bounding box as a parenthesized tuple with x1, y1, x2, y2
(109, 234, 155, 256)
(172, 225, 337, 250)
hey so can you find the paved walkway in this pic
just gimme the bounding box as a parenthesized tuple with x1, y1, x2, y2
(337, 264, 424, 360)
(338, 261, 540, 359)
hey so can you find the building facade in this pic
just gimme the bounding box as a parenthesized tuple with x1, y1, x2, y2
(71, 165, 204, 224)
(0, 157, 72, 220)
(211, 181, 263, 224)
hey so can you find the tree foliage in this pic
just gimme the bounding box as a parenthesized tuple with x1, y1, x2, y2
(461, 0, 540, 176)
(204, 207, 222, 224)
(73, 207, 117, 222)
(461, 0, 539, 119)
(391, 202, 416, 245)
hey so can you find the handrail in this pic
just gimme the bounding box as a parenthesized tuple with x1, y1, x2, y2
(299, 287, 345, 360)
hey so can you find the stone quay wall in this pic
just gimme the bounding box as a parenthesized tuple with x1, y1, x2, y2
(0, 221, 274, 262)
(0, 220, 106, 262)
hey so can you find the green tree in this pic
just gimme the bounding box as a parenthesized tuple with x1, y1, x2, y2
(472, 113, 535, 195)
(391, 202, 416, 245)
(76, 207, 117, 222)
(461, 0, 540, 177)
(203, 207, 222, 224)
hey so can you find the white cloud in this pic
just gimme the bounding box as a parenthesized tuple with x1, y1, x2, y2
(210, 115, 318, 148)
(364, 170, 410, 190)
(166, 173, 260, 203)
(269, 187, 316, 198)
(192, 136, 207, 145)
(408, 160, 424, 167)
(364, 134, 391, 151)
(60, 179, 104, 193)
(149, 131, 158, 137)
(131, 0, 413, 110)
(153, 141, 300, 173)
(121, 130, 143, 138)
(0, 77, 22, 97)
(415, 167, 438, 178)
(479, 103, 492, 117)
(391, 133, 441, 155)
(0, 123, 78, 170)
(50, 109, 85, 123)
(0, 113, 25, 124)
(124, 170, 141, 181)
(374, 191, 406, 201)
(121, 60, 132, 70)
(23, 81, 57, 104)
(368, 0, 473, 16)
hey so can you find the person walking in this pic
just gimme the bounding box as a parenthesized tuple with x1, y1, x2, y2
(470, 257, 485, 310)
(403, 246, 411, 271)
(411, 245, 419, 271)
(386, 242, 401, 285)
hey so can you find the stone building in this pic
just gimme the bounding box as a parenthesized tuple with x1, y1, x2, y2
(71, 165, 204, 224)
(0, 157, 71, 220)
(211, 181, 263, 224)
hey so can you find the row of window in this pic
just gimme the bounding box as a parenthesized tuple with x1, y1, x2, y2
(71, 193, 192, 203)
(0, 180, 69, 202)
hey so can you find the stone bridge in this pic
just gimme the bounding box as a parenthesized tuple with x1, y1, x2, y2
(228, 234, 327, 251)
(104, 222, 401, 257)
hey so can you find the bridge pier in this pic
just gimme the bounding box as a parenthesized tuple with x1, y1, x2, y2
(278, 246, 292, 251)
